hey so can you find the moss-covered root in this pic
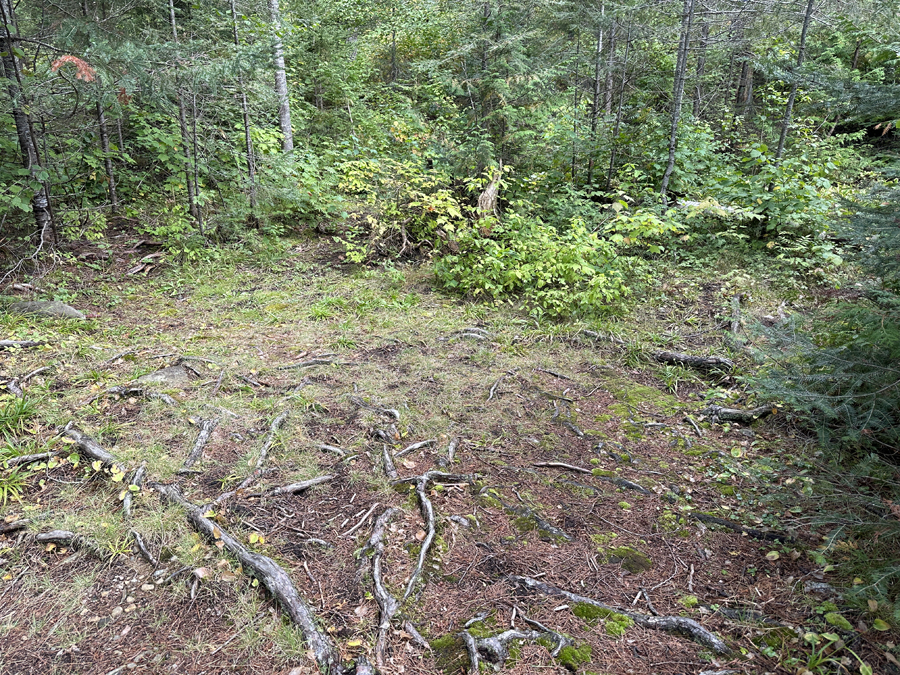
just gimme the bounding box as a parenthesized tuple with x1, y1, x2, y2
(509, 575, 730, 655)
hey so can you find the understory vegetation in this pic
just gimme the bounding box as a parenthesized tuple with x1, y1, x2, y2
(2, 0, 900, 673)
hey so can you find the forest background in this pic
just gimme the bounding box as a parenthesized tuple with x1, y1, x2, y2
(1, 0, 900, 671)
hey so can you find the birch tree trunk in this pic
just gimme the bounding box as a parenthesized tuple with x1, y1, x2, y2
(659, 0, 695, 204)
(774, 0, 815, 161)
(0, 0, 54, 241)
(586, 9, 603, 187)
(268, 0, 293, 153)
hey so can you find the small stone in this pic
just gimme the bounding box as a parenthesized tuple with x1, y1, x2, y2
(124, 604, 137, 613)
(101, 591, 110, 598)
(125, 596, 135, 604)
(137, 365, 191, 387)
(111, 607, 123, 619)
(126, 664, 137, 670)
(140, 584, 154, 591)
(121, 626, 131, 637)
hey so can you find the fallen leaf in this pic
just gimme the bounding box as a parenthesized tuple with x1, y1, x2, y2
(193, 567, 211, 579)
(402, 460, 416, 469)
(765, 551, 780, 561)
(415, 530, 426, 541)
(873, 619, 890, 631)
(868, 599, 878, 612)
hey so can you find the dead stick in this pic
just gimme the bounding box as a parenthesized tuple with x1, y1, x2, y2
(342, 502, 380, 537)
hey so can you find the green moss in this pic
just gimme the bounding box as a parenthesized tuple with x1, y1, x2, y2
(605, 618, 631, 637)
(607, 546, 652, 574)
(825, 612, 854, 631)
(557, 644, 592, 672)
(589, 532, 618, 548)
(679, 595, 699, 608)
(617, 501, 632, 510)
(571, 603, 634, 638)
(591, 468, 615, 477)
(602, 377, 681, 416)
(817, 601, 838, 613)
(716, 484, 735, 496)
(430, 634, 468, 674)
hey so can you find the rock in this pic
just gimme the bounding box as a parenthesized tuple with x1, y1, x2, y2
(110, 607, 123, 619)
(140, 583, 154, 591)
(137, 366, 190, 387)
(8, 300, 85, 320)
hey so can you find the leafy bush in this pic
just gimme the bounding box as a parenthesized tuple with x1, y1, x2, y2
(434, 214, 627, 318)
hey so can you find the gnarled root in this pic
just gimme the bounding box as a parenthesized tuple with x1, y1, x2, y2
(509, 575, 729, 654)
(151, 482, 342, 674)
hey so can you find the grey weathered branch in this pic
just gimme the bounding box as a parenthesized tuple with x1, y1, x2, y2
(688, 512, 794, 543)
(257, 475, 333, 498)
(365, 507, 402, 666)
(509, 575, 729, 654)
(701, 404, 775, 424)
(62, 427, 117, 466)
(394, 439, 436, 459)
(0, 340, 46, 350)
(123, 462, 146, 517)
(3, 450, 60, 467)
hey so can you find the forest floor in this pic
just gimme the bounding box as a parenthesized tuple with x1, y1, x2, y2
(0, 232, 896, 675)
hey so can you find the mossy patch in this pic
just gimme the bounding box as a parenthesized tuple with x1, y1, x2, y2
(679, 595, 699, 608)
(571, 603, 634, 637)
(607, 546, 653, 574)
(430, 634, 468, 674)
(590, 532, 618, 548)
(716, 483, 736, 496)
(557, 643, 592, 671)
(601, 376, 681, 416)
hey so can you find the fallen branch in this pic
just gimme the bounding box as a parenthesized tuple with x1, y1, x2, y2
(701, 404, 775, 424)
(535, 368, 572, 380)
(447, 437, 460, 463)
(509, 575, 729, 654)
(688, 513, 794, 544)
(342, 502, 380, 538)
(316, 443, 348, 457)
(178, 419, 218, 473)
(533, 461, 591, 474)
(653, 350, 734, 372)
(151, 482, 342, 674)
(534, 462, 652, 495)
(487, 375, 506, 401)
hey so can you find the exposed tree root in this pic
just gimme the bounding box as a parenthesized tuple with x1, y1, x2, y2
(653, 350, 734, 372)
(533, 461, 652, 495)
(404, 475, 436, 600)
(131, 529, 158, 566)
(459, 623, 572, 674)
(178, 418, 218, 473)
(122, 462, 146, 517)
(62, 427, 117, 466)
(276, 357, 338, 370)
(0, 340, 46, 350)
(509, 575, 730, 654)
(255, 475, 333, 498)
(701, 404, 775, 424)
(87, 385, 178, 407)
(350, 395, 400, 420)
(364, 507, 402, 666)
(382, 444, 397, 479)
(689, 512, 795, 544)
(317, 443, 349, 457)
(151, 482, 343, 674)
(0, 519, 29, 534)
(4, 450, 60, 467)
(394, 438, 436, 459)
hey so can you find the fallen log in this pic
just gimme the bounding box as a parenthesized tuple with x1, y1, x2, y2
(509, 575, 729, 654)
(653, 351, 734, 372)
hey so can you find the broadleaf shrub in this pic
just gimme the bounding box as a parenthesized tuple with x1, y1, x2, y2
(434, 214, 627, 318)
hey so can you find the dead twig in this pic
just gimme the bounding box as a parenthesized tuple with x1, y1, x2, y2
(178, 419, 218, 473)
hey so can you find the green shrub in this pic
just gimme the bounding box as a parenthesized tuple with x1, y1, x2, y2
(435, 214, 627, 318)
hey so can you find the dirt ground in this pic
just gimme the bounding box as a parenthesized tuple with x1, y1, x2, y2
(1, 235, 896, 675)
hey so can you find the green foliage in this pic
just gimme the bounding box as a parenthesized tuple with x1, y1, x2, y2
(0, 397, 36, 438)
(435, 214, 626, 318)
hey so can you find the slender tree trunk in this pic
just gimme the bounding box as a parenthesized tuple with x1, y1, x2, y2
(735, 59, 753, 115)
(774, 0, 815, 162)
(693, 21, 708, 118)
(586, 10, 604, 187)
(659, 0, 695, 204)
(268, 0, 293, 152)
(191, 90, 203, 234)
(571, 30, 580, 183)
(606, 24, 631, 190)
(96, 103, 118, 211)
(0, 0, 53, 241)
(604, 21, 616, 115)
(230, 0, 257, 212)
(168, 0, 199, 224)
